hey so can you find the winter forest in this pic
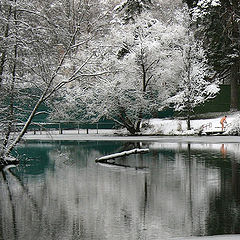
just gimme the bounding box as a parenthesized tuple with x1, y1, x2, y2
(0, 0, 240, 163)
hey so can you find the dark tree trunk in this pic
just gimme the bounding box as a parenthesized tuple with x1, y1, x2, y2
(230, 62, 239, 111)
(117, 108, 137, 135)
(187, 114, 191, 130)
(227, 0, 239, 111)
(126, 125, 137, 135)
(0, 4, 12, 86)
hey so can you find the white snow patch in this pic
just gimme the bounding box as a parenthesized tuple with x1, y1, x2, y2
(142, 112, 239, 136)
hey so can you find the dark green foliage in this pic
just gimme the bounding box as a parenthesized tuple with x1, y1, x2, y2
(183, 0, 198, 8)
(185, 0, 240, 110)
(203, 8, 231, 71)
(117, 42, 130, 59)
(185, 0, 239, 73)
(194, 85, 240, 113)
(115, 0, 152, 23)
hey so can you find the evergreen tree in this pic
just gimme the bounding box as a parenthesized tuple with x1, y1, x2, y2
(114, 0, 152, 23)
(184, 0, 240, 111)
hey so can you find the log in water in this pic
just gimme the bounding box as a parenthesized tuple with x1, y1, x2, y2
(95, 148, 149, 162)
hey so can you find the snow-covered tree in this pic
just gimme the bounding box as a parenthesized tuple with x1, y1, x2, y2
(0, 0, 110, 164)
(167, 10, 220, 130)
(226, 114, 240, 135)
(50, 7, 187, 135)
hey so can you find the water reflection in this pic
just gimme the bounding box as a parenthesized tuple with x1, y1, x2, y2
(1, 141, 240, 239)
(220, 144, 227, 158)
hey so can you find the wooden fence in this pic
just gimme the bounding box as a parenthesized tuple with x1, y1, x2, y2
(14, 121, 116, 135)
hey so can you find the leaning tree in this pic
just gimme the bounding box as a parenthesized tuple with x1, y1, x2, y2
(0, 0, 110, 164)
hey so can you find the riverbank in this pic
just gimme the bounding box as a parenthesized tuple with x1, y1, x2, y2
(23, 129, 240, 143)
(22, 111, 240, 142)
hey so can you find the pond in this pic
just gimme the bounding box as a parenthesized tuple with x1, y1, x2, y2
(1, 140, 240, 240)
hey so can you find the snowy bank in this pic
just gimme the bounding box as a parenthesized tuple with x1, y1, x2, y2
(23, 112, 240, 141)
(141, 112, 240, 136)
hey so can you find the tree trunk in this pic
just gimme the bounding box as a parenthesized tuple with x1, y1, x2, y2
(135, 119, 141, 132)
(1, 44, 17, 157)
(0, 4, 12, 86)
(228, 1, 239, 111)
(4, 96, 45, 158)
(135, 111, 142, 132)
(230, 62, 239, 111)
(187, 114, 191, 130)
(118, 107, 138, 135)
(1, 2, 18, 158)
(126, 125, 137, 135)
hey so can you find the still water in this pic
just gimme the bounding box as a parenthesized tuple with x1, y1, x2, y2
(1, 140, 240, 240)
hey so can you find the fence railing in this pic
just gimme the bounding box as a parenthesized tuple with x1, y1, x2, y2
(14, 121, 116, 135)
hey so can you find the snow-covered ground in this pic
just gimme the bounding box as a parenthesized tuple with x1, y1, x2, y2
(23, 112, 240, 141)
(141, 112, 240, 136)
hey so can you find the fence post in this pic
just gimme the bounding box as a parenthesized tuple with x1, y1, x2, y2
(59, 123, 63, 134)
(96, 123, 99, 134)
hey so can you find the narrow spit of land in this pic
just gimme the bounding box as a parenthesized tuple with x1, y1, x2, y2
(23, 129, 240, 143)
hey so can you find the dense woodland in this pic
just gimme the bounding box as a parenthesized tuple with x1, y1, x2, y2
(0, 0, 239, 163)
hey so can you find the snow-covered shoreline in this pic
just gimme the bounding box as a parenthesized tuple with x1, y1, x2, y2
(22, 112, 240, 142)
(23, 130, 240, 143)
(141, 112, 240, 136)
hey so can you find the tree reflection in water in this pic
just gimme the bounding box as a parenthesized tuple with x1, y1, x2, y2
(1, 141, 240, 240)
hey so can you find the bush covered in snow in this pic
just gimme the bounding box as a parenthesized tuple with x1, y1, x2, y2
(225, 114, 240, 136)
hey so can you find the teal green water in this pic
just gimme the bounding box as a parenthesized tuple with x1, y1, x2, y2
(1, 141, 240, 240)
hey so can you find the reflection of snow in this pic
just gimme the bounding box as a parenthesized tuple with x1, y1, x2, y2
(149, 142, 240, 160)
(2, 142, 239, 239)
(206, 168, 220, 188)
(45, 145, 224, 238)
(149, 151, 221, 237)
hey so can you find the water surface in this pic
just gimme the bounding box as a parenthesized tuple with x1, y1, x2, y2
(1, 141, 240, 240)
